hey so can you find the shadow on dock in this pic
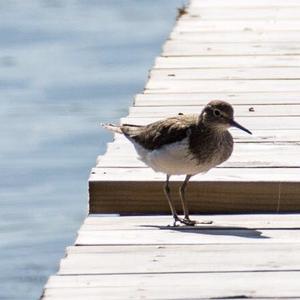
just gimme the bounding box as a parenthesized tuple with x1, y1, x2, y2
(140, 225, 269, 239)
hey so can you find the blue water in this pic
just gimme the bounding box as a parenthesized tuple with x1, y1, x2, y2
(0, 1, 185, 299)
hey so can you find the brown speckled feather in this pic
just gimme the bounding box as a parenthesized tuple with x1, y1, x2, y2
(121, 115, 198, 151)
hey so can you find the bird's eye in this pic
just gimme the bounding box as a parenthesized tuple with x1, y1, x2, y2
(213, 109, 221, 117)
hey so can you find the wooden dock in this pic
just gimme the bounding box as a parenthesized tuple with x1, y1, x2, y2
(89, 2, 300, 214)
(42, 0, 300, 299)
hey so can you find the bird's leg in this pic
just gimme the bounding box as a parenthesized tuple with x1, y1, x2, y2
(163, 175, 182, 226)
(179, 175, 197, 226)
(179, 175, 213, 226)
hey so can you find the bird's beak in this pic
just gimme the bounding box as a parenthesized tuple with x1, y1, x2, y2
(229, 119, 252, 135)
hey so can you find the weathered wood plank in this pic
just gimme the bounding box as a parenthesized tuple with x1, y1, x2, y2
(155, 56, 300, 68)
(184, 7, 300, 20)
(151, 68, 300, 80)
(170, 31, 300, 43)
(129, 104, 300, 117)
(163, 41, 300, 56)
(81, 214, 300, 230)
(59, 243, 300, 275)
(174, 20, 300, 32)
(134, 92, 300, 106)
(90, 167, 300, 182)
(42, 271, 300, 299)
(89, 168, 300, 213)
(76, 228, 300, 245)
(145, 79, 300, 93)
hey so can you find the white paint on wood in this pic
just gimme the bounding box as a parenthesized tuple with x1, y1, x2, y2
(151, 67, 300, 80)
(59, 243, 300, 275)
(134, 92, 300, 106)
(175, 20, 300, 32)
(155, 56, 300, 68)
(170, 31, 300, 43)
(184, 7, 300, 20)
(163, 41, 300, 56)
(145, 79, 300, 93)
(42, 271, 300, 299)
(82, 214, 300, 229)
(129, 104, 300, 117)
(90, 167, 300, 182)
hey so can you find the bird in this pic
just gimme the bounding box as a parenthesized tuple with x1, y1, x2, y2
(102, 100, 252, 226)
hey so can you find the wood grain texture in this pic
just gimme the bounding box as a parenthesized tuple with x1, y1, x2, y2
(163, 41, 300, 56)
(145, 79, 300, 93)
(42, 214, 300, 299)
(134, 92, 300, 106)
(90, 167, 300, 182)
(150, 68, 300, 80)
(129, 104, 300, 117)
(81, 214, 300, 229)
(59, 243, 300, 274)
(43, 271, 300, 299)
(89, 179, 299, 214)
(184, 7, 300, 20)
(174, 20, 300, 32)
(170, 31, 300, 43)
(155, 56, 300, 68)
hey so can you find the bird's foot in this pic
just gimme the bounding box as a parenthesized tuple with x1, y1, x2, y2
(172, 216, 213, 227)
(181, 218, 197, 226)
(172, 216, 182, 227)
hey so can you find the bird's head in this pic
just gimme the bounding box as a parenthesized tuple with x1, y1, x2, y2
(201, 100, 252, 134)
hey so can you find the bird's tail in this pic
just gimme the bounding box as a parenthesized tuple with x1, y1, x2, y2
(100, 123, 122, 134)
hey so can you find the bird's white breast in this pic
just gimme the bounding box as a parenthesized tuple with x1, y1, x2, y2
(131, 137, 211, 175)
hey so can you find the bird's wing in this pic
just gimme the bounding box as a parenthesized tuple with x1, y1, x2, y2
(121, 115, 198, 150)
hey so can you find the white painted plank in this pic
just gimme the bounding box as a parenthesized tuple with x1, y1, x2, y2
(174, 20, 300, 32)
(163, 41, 300, 56)
(145, 79, 300, 93)
(151, 67, 300, 80)
(90, 167, 300, 182)
(82, 214, 300, 230)
(76, 228, 300, 245)
(134, 92, 300, 106)
(59, 243, 300, 275)
(96, 156, 299, 168)
(184, 7, 300, 20)
(171, 31, 300, 43)
(155, 56, 300, 68)
(129, 104, 300, 117)
(43, 272, 300, 299)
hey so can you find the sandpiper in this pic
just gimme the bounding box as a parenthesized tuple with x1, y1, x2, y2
(102, 100, 252, 226)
